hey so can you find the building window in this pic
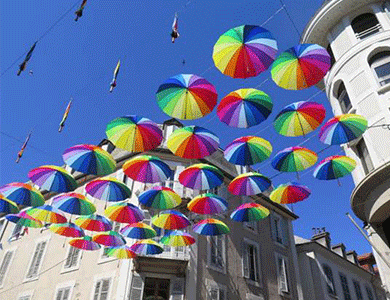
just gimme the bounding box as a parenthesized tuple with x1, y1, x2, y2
(64, 246, 81, 270)
(127, 273, 144, 300)
(383, 2, 390, 19)
(355, 139, 374, 175)
(271, 213, 288, 246)
(10, 223, 23, 240)
(0, 250, 14, 287)
(242, 197, 257, 231)
(208, 235, 226, 272)
(93, 278, 110, 300)
(365, 285, 375, 300)
(26, 240, 48, 279)
(55, 286, 71, 300)
(336, 82, 352, 114)
(351, 13, 381, 39)
(143, 277, 170, 300)
(369, 51, 390, 87)
(243, 240, 260, 283)
(353, 280, 364, 300)
(339, 273, 352, 300)
(276, 254, 289, 294)
(322, 264, 337, 296)
(206, 280, 226, 300)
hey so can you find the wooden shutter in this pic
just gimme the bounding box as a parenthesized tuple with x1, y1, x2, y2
(170, 278, 185, 300)
(0, 251, 13, 286)
(243, 242, 249, 278)
(128, 273, 144, 300)
(27, 241, 47, 278)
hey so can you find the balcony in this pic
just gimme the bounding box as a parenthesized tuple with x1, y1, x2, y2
(134, 255, 189, 277)
(355, 23, 382, 40)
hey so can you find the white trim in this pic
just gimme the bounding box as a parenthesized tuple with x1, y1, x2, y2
(61, 244, 82, 274)
(16, 289, 34, 300)
(97, 246, 118, 264)
(23, 235, 51, 282)
(53, 280, 75, 300)
(206, 235, 226, 274)
(242, 238, 262, 287)
(0, 246, 17, 289)
(90, 271, 115, 300)
(275, 253, 290, 296)
(205, 279, 227, 300)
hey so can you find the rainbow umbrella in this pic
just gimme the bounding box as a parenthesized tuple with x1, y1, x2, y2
(52, 192, 96, 216)
(313, 155, 356, 185)
(217, 89, 273, 128)
(92, 231, 126, 247)
(49, 222, 85, 237)
(104, 202, 144, 224)
(167, 126, 219, 159)
(26, 205, 67, 224)
(28, 165, 77, 193)
(130, 239, 164, 255)
(192, 218, 230, 236)
(69, 236, 101, 251)
(213, 25, 278, 79)
(161, 231, 195, 247)
(75, 214, 113, 232)
(270, 182, 311, 204)
(187, 193, 228, 215)
(156, 74, 218, 120)
(0, 182, 44, 207)
(319, 114, 368, 145)
(123, 155, 172, 183)
(6, 211, 42, 228)
(0, 194, 19, 214)
(105, 115, 163, 152)
(138, 187, 182, 210)
(62, 144, 116, 176)
(105, 245, 137, 259)
(271, 43, 331, 90)
(120, 222, 157, 239)
(228, 172, 271, 196)
(224, 136, 272, 166)
(271, 147, 318, 176)
(85, 177, 131, 202)
(274, 101, 326, 137)
(151, 210, 190, 230)
(230, 202, 270, 222)
(179, 164, 223, 190)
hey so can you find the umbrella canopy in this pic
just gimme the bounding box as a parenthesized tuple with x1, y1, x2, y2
(92, 231, 126, 247)
(69, 236, 101, 251)
(319, 114, 368, 145)
(271, 43, 331, 90)
(217, 89, 273, 128)
(179, 163, 223, 190)
(26, 205, 67, 224)
(62, 144, 116, 176)
(28, 165, 78, 193)
(120, 222, 157, 239)
(313, 155, 357, 180)
(49, 222, 85, 237)
(187, 193, 228, 215)
(52, 192, 96, 216)
(85, 177, 131, 202)
(270, 182, 311, 204)
(138, 187, 182, 210)
(213, 25, 278, 79)
(75, 214, 113, 232)
(230, 202, 270, 222)
(161, 231, 195, 247)
(105, 115, 163, 152)
(6, 211, 43, 228)
(271, 146, 318, 173)
(167, 126, 220, 159)
(130, 239, 164, 255)
(0, 194, 19, 214)
(151, 210, 190, 230)
(0, 182, 44, 207)
(273, 101, 326, 137)
(104, 202, 144, 224)
(192, 218, 230, 236)
(104, 245, 137, 259)
(156, 74, 218, 120)
(228, 172, 271, 196)
(224, 136, 272, 166)
(123, 155, 173, 184)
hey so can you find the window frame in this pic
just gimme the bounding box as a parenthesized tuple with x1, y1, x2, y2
(336, 82, 352, 114)
(369, 51, 390, 87)
(365, 284, 375, 300)
(275, 253, 290, 295)
(61, 244, 81, 273)
(206, 279, 227, 300)
(24, 236, 50, 282)
(339, 272, 352, 300)
(207, 235, 226, 274)
(241, 197, 258, 232)
(351, 13, 382, 40)
(0, 247, 16, 288)
(90, 273, 114, 300)
(355, 138, 374, 175)
(53, 281, 75, 300)
(322, 264, 337, 297)
(352, 279, 364, 300)
(17, 290, 34, 300)
(242, 238, 262, 286)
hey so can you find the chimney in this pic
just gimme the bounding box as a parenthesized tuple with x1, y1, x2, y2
(311, 231, 331, 248)
(358, 253, 376, 274)
(346, 250, 358, 264)
(332, 243, 346, 258)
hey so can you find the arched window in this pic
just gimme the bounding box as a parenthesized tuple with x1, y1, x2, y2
(369, 51, 390, 86)
(355, 138, 374, 175)
(336, 82, 352, 113)
(322, 264, 337, 296)
(351, 13, 381, 39)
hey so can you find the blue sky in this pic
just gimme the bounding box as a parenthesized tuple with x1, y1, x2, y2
(0, 0, 372, 255)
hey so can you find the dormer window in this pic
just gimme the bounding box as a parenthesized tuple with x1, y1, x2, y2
(351, 13, 381, 40)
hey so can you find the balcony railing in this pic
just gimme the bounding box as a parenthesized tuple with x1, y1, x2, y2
(355, 24, 382, 40)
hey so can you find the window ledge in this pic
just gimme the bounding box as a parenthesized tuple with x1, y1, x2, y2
(278, 291, 292, 298)
(274, 241, 288, 249)
(244, 277, 262, 288)
(97, 257, 117, 265)
(60, 266, 80, 274)
(206, 264, 226, 274)
(23, 277, 39, 284)
(377, 83, 390, 94)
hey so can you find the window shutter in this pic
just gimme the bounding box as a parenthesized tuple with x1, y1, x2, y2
(65, 246, 80, 268)
(62, 288, 70, 300)
(243, 242, 249, 278)
(281, 218, 289, 246)
(128, 273, 144, 300)
(253, 245, 259, 281)
(56, 291, 63, 300)
(170, 278, 185, 300)
(173, 166, 185, 196)
(0, 251, 13, 286)
(278, 257, 289, 292)
(27, 241, 47, 278)
(93, 280, 101, 300)
(209, 287, 219, 300)
(100, 279, 110, 300)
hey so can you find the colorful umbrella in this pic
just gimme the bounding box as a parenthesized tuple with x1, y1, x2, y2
(74, 214, 113, 232)
(122, 155, 173, 183)
(69, 236, 101, 251)
(104, 245, 137, 259)
(104, 202, 144, 224)
(273, 101, 326, 137)
(151, 210, 190, 230)
(92, 231, 126, 247)
(49, 222, 85, 237)
(224, 136, 272, 166)
(138, 186, 182, 210)
(6, 211, 42, 228)
(187, 193, 228, 215)
(0, 182, 45, 207)
(120, 222, 157, 239)
(213, 25, 278, 78)
(167, 126, 220, 159)
(270, 182, 311, 204)
(179, 164, 223, 190)
(230, 202, 270, 222)
(106, 115, 163, 152)
(26, 205, 67, 224)
(52, 192, 96, 216)
(28, 165, 77, 193)
(130, 239, 164, 255)
(62, 144, 116, 176)
(271, 43, 331, 90)
(217, 89, 273, 128)
(85, 177, 131, 202)
(319, 114, 368, 145)
(192, 218, 230, 236)
(271, 146, 318, 174)
(156, 74, 218, 120)
(161, 231, 195, 247)
(313, 155, 357, 183)
(0, 194, 19, 214)
(228, 172, 271, 196)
